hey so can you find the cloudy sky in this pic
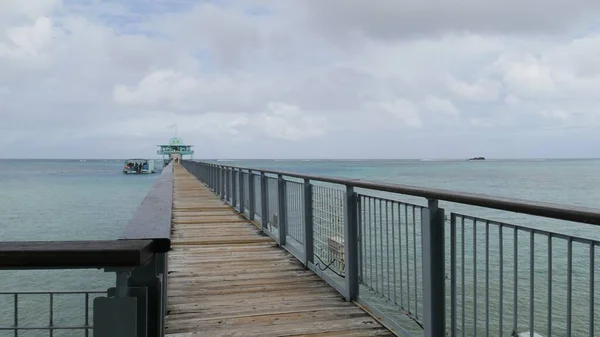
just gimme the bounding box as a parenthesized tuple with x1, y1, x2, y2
(2, 0, 600, 159)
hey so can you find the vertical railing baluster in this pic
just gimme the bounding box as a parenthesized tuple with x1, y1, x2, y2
(391, 202, 397, 305)
(590, 243, 595, 337)
(547, 234, 552, 337)
(461, 217, 465, 336)
(514, 228, 518, 333)
(85, 293, 90, 337)
(49, 293, 54, 337)
(421, 198, 445, 337)
(499, 226, 504, 336)
(14, 293, 18, 337)
(278, 174, 287, 246)
(303, 178, 313, 267)
(473, 218, 478, 336)
(379, 199, 384, 294)
(567, 237, 573, 337)
(485, 220, 490, 337)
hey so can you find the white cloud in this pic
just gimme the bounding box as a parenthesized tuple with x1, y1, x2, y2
(421, 96, 459, 117)
(2, 0, 600, 159)
(365, 99, 423, 129)
(252, 103, 329, 141)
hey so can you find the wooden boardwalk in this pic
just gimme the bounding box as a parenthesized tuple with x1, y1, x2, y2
(165, 165, 394, 336)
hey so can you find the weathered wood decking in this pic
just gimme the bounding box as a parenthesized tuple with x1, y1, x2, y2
(165, 165, 394, 336)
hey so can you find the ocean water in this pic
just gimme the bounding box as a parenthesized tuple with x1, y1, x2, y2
(2, 158, 600, 336)
(0, 160, 160, 337)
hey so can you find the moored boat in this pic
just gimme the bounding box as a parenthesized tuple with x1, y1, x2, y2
(123, 159, 156, 174)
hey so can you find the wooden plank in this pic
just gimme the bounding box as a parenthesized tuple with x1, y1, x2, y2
(166, 164, 393, 337)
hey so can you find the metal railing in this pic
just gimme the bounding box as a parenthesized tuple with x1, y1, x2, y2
(0, 290, 105, 336)
(183, 160, 600, 337)
(0, 163, 174, 337)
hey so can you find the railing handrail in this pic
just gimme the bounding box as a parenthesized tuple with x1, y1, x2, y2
(0, 239, 154, 269)
(196, 160, 600, 225)
(120, 162, 173, 252)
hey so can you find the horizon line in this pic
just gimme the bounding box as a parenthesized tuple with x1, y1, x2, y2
(1, 157, 600, 161)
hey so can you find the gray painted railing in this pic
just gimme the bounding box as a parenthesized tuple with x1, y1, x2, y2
(183, 160, 600, 337)
(0, 163, 173, 337)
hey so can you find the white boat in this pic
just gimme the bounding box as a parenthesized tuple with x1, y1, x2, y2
(123, 159, 156, 174)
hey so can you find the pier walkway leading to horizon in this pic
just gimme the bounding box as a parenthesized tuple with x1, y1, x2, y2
(3, 160, 600, 337)
(166, 165, 392, 336)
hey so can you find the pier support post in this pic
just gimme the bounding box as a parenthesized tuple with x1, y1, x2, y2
(277, 174, 287, 246)
(343, 185, 359, 301)
(249, 170, 255, 220)
(421, 199, 446, 337)
(303, 179, 314, 267)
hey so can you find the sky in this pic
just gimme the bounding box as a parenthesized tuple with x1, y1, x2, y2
(2, 0, 600, 159)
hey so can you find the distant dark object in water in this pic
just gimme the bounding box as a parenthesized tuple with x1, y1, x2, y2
(468, 157, 485, 161)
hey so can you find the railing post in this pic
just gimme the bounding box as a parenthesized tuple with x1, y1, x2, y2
(95, 255, 167, 337)
(128, 253, 167, 337)
(210, 165, 219, 193)
(343, 185, 359, 301)
(220, 167, 225, 200)
(303, 178, 313, 267)
(422, 199, 446, 337)
(213, 165, 217, 190)
(228, 168, 233, 204)
(248, 170, 255, 221)
(277, 174, 287, 246)
(207, 165, 211, 187)
(260, 172, 268, 231)
(225, 168, 230, 203)
(214, 166, 218, 193)
(232, 169, 238, 208)
(94, 269, 138, 337)
(239, 170, 245, 213)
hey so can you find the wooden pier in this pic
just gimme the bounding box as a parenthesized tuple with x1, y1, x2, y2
(166, 165, 393, 336)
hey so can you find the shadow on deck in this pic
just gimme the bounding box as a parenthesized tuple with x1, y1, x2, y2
(166, 165, 394, 336)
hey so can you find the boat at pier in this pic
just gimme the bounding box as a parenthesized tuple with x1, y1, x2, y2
(123, 159, 156, 174)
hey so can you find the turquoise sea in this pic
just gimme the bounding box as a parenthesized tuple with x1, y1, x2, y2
(2, 158, 600, 336)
